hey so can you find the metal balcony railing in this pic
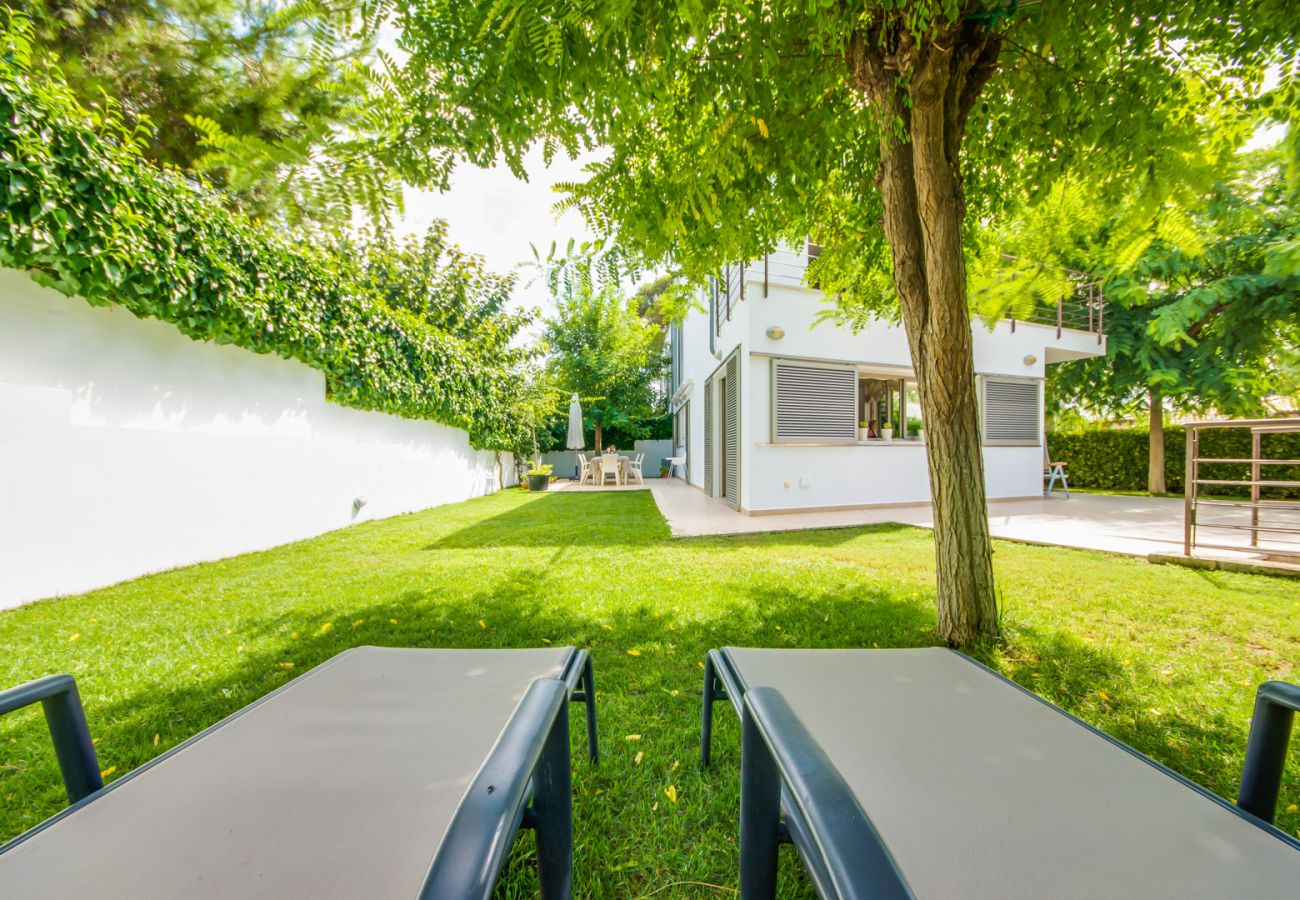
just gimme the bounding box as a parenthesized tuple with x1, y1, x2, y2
(717, 245, 1102, 340)
(714, 250, 1107, 343)
(713, 261, 748, 337)
(1001, 256, 1105, 343)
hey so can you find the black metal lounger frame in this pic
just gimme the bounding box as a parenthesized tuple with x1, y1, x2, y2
(701, 647, 1300, 900)
(0, 646, 599, 899)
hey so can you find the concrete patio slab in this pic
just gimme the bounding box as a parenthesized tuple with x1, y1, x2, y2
(641, 479, 1300, 568)
(553, 480, 651, 493)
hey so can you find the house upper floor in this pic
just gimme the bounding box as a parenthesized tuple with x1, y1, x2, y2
(669, 239, 1107, 394)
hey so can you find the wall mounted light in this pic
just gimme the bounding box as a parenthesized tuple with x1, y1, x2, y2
(766, 325, 786, 340)
(1023, 354, 1038, 367)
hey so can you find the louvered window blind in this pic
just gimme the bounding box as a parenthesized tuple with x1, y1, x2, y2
(703, 376, 714, 494)
(772, 361, 857, 443)
(982, 378, 1040, 445)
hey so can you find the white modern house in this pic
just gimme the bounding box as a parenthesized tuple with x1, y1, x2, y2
(666, 241, 1106, 513)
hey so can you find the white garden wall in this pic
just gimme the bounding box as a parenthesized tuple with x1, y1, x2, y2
(0, 268, 512, 608)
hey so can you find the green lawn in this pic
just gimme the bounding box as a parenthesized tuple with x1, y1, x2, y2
(1, 489, 1297, 896)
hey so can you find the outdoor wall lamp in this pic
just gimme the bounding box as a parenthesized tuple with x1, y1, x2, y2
(766, 326, 786, 340)
(1023, 354, 1038, 366)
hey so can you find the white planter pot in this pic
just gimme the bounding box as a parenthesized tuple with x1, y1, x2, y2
(880, 427, 893, 442)
(859, 428, 871, 441)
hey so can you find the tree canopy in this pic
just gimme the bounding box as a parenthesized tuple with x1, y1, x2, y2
(392, 2, 1294, 290)
(15, 0, 398, 227)
(1050, 155, 1300, 420)
(543, 276, 667, 452)
(1037, 153, 1300, 491)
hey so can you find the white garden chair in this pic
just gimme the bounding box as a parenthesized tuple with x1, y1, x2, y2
(576, 453, 594, 485)
(599, 453, 621, 486)
(626, 453, 645, 485)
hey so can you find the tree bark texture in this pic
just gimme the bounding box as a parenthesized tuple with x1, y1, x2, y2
(594, 419, 603, 451)
(849, 19, 1002, 646)
(1148, 386, 1167, 495)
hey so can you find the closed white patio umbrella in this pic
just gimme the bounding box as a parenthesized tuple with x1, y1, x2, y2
(569, 392, 590, 481)
(566, 394, 584, 449)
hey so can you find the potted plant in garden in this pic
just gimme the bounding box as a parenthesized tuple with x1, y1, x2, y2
(907, 417, 925, 441)
(659, 463, 670, 478)
(526, 462, 553, 492)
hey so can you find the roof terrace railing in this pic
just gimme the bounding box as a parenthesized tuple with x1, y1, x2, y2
(716, 250, 1107, 343)
(1001, 255, 1105, 344)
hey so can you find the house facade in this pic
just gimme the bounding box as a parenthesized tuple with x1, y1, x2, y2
(667, 241, 1106, 513)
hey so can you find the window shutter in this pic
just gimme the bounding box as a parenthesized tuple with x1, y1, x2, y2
(703, 376, 714, 494)
(725, 353, 740, 507)
(772, 361, 857, 443)
(983, 379, 1041, 445)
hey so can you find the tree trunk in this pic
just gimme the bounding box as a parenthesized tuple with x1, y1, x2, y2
(850, 21, 1002, 646)
(1148, 386, 1167, 495)
(594, 419, 603, 452)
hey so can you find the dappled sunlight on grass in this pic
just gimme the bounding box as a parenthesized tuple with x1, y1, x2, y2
(1, 489, 1297, 895)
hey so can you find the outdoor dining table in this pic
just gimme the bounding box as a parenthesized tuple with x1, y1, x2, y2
(592, 453, 629, 485)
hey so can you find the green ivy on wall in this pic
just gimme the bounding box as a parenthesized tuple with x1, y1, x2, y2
(0, 12, 539, 452)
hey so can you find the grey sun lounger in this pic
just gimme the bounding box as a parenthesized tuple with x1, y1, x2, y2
(0, 645, 597, 899)
(702, 646, 1300, 899)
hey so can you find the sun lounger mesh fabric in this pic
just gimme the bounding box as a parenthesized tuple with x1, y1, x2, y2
(724, 646, 1300, 899)
(0, 646, 571, 899)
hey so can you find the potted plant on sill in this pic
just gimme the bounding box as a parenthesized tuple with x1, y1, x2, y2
(880, 424, 893, 442)
(859, 421, 871, 441)
(526, 462, 553, 492)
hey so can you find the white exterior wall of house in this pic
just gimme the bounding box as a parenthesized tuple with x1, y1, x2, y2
(672, 279, 725, 488)
(0, 268, 512, 608)
(669, 242, 1107, 513)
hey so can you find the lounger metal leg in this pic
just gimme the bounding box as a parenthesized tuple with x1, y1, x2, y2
(739, 701, 782, 900)
(1238, 681, 1300, 824)
(0, 674, 101, 804)
(532, 699, 573, 899)
(562, 650, 599, 764)
(580, 654, 598, 764)
(702, 654, 719, 766)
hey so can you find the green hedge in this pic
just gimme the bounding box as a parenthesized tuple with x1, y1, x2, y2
(1048, 426, 1300, 498)
(0, 14, 530, 451)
